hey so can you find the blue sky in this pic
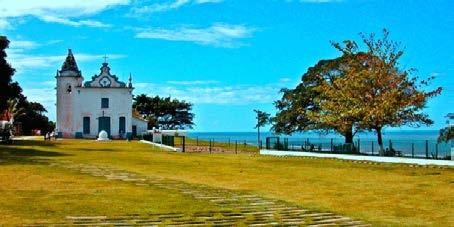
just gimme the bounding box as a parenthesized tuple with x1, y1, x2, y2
(0, 0, 453, 132)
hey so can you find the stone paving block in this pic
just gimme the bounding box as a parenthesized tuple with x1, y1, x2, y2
(307, 224, 338, 227)
(42, 161, 369, 227)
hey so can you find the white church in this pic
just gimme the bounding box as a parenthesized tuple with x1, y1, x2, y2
(55, 49, 148, 139)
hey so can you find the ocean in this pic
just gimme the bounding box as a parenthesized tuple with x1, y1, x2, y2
(188, 130, 452, 158)
(188, 130, 442, 142)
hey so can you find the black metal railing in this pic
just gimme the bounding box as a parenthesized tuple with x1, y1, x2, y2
(264, 137, 452, 160)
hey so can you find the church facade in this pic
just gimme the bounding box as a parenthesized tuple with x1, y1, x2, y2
(56, 49, 148, 139)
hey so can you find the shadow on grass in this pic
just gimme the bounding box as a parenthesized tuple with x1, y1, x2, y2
(75, 147, 119, 152)
(10, 139, 56, 147)
(0, 143, 71, 165)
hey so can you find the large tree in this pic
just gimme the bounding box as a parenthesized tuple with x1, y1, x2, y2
(273, 54, 363, 143)
(274, 30, 440, 150)
(438, 114, 454, 143)
(14, 95, 54, 135)
(133, 94, 195, 130)
(327, 30, 441, 154)
(0, 36, 19, 112)
(0, 38, 53, 135)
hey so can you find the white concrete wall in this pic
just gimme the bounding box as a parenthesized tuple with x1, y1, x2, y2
(73, 87, 133, 138)
(56, 75, 83, 138)
(260, 150, 454, 166)
(132, 117, 148, 136)
(162, 130, 187, 136)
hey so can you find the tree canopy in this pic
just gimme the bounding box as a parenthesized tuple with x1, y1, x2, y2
(0, 37, 54, 135)
(133, 94, 195, 130)
(273, 29, 441, 152)
(254, 109, 270, 129)
(12, 94, 54, 135)
(327, 30, 441, 152)
(0, 36, 19, 112)
(273, 54, 363, 143)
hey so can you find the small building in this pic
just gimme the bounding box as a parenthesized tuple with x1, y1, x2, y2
(55, 49, 148, 138)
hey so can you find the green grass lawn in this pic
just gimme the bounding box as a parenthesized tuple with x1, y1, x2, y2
(1, 139, 453, 226)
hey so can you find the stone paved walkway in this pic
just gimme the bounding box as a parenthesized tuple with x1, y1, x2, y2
(27, 161, 370, 226)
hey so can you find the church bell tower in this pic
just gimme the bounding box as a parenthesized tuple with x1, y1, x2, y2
(56, 49, 83, 137)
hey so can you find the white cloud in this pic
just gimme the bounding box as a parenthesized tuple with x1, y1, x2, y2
(0, 0, 130, 17)
(7, 52, 126, 72)
(130, 0, 223, 14)
(0, 0, 129, 27)
(0, 18, 10, 29)
(20, 78, 292, 121)
(40, 16, 112, 28)
(430, 72, 441, 77)
(167, 80, 219, 85)
(132, 0, 190, 14)
(9, 40, 39, 49)
(195, 0, 223, 3)
(135, 23, 255, 47)
(133, 79, 293, 105)
(22, 87, 55, 107)
(21, 84, 56, 121)
(286, 0, 343, 2)
(7, 39, 64, 55)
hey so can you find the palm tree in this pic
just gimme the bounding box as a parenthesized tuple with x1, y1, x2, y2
(4, 99, 25, 123)
(254, 109, 270, 148)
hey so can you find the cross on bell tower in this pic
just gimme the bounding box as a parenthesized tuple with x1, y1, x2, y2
(103, 55, 109, 63)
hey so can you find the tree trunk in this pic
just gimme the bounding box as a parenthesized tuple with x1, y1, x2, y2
(344, 130, 353, 144)
(376, 127, 384, 156)
(257, 126, 261, 148)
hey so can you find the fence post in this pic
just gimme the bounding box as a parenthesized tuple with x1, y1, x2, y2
(425, 140, 429, 158)
(228, 138, 230, 147)
(330, 138, 333, 153)
(266, 137, 269, 149)
(277, 137, 281, 151)
(244, 140, 246, 148)
(358, 139, 361, 153)
(209, 139, 212, 154)
(182, 136, 185, 153)
(235, 140, 238, 153)
(435, 143, 439, 159)
(371, 142, 374, 155)
(389, 140, 393, 151)
(412, 143, 415, 158)
(196, 136, 198, 146)
(284, 138, 288, 150)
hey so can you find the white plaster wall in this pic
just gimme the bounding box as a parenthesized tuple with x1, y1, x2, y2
(132, 117, 148, 136)
(56, 76, 83, 137)
(73, 87, 133, 138)
(162, 130, 187, 136)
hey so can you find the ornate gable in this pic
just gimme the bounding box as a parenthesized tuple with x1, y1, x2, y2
(84, 63, 126, 88)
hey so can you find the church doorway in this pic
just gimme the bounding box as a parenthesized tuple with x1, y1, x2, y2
(132, 125, 137, 138)
(98, 117, 111, 136)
